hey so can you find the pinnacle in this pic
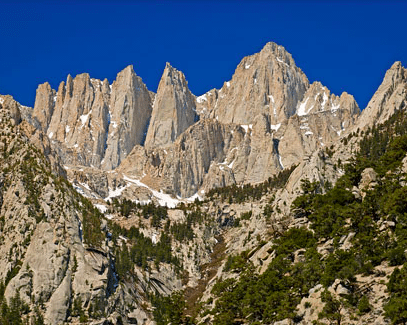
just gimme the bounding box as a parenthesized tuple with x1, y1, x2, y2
(390, 61, 402, 69)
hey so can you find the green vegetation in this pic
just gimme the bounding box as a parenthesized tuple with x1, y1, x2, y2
(170, 206, 206, 242)
(108, 221, 180, 280)
(151, 291, 192, 325)
(0, 286, 42, 325)
(110, 199, 168, 227)
(384, 263, 407, 324)
(210, 228, 320, 323)
(204, 109, 407, 323)
(207, 165, 297, 203)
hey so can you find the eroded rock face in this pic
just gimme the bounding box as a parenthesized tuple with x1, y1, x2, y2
(33, 82, 56, 131)
(279, 82, 360, 168)
(32, 65, 153, 170)
(39, 73, 111, 168)
(196, 41, 309, 125)
(357, 61, 407, 130)
(102, 65, 153, 170)
(0, 105, 116, 325)
(1, 95, 22, 125)
(27, 41, 364, 198)
(120, 76, 360, 198)
(145, 63, 198, 149)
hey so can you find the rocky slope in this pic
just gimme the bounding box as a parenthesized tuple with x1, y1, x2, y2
(356, 61, 407, 130)
(1, 41, 406, 325)
(115, 42, 360, 198)
(0, 97, 158, 325)
(27, 41, 360, 199)
(196, 42, 309, 124)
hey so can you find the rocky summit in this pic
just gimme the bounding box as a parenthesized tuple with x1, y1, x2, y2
(1, 41, 407, 325)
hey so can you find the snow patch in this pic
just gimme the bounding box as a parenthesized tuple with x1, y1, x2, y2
(123, 175, 179, 208)
(268, 95, 275, 103)
(95, 204, 108, 213)
(305, 131, 314, 136)
(278, 154, 284, 169)
(331, 102, 340, 112)
(121, 175, 203, 207)
(196, 94, 207, 103)
(48, 132, 53, 139)
(241, 124, 253, 133)
(297, 97, 310, 116)
(105, 184, 129, 201)
(65, 125, 70, 133)
(228, 159, 236, 169)
(276, 57, 288, 66)
(226, 81, 230, 88)
(245, 63, 251, 69)
(80, 110, 92, 128)
(152, 233, 157, 245)
(73, 184, 92, 198)
(79, 182, 91, 191)
(270, 123, 281, 132)
(186, 192, 203, 203)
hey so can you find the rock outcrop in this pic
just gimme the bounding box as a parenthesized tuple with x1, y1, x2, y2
(118, 46, 360, 198)
(31, 65, 153, 170)
(278, 81, 360, 168)
(356, 61, 407, 130)
(145, 63, 198, 149)
(1, 43, 406, 325)
(102, 65, 153, 170)
(196, 42, 309, 125)
(33, 82, 56, 131)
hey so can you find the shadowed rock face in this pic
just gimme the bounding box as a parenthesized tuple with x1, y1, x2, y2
(144, 62, 198, 150)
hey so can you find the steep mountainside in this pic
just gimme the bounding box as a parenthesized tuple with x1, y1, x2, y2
(145, 63, 198, 150)
(32, 65, 153, 171)
(0, 41, 406, 325)
(28, 42, 360, 199)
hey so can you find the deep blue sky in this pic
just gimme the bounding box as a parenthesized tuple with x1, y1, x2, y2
(1, 1, 406, 110)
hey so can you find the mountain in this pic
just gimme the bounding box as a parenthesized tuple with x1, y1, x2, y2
(0, 41, 406, 325)
(144, 62, 198, 150)
(356, 61, 407, 130)
(32, 65, 153, 171)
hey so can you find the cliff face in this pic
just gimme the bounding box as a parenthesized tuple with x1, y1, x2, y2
(116, 43, 360, 197)
(196, 42, 310, 125)
(356, 61, 407, 130)
(144, 63, 198, 150)
(32, 65, 152, 171)
(1, 41, 406, 325)
(102, 65, 153, 170)
(27, 42, 364, 198)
